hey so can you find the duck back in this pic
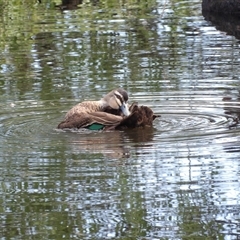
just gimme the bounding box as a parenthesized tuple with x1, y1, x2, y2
(65, 101, 103, 119)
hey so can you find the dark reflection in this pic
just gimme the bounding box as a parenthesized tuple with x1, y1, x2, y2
(202, 10, 240, 39)
(56, 0, 99, 11)
(56, 0, 83, 10)
(123, 127, 155, 144)
(202, 0, 240, 13)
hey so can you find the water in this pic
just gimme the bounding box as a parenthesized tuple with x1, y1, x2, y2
(1, 0, 240, 239)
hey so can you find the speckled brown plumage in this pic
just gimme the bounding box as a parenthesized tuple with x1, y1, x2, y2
(64, 101, 104, 119)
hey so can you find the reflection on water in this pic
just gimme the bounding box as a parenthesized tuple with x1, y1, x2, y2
(202, 10, 240, 39)
(56, 0, 83, 11)
(1, 0, 240, 239)
(63, 127, 156, 158)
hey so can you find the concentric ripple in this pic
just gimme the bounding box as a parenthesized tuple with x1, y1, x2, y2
(156, 111, 236, 138)
(132, 94, 240, 141)
(0, 96, 239, 146)
(0, 100, 62, 139)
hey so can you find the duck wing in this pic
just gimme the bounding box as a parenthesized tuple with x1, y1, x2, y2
(57, 112, 123, 129)
(88, 112, 123, 126)
(57, 112, 91, 129)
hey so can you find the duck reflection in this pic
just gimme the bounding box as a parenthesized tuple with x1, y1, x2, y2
(64, 126, 156, 159)
(123, 127, 156, 145)
(66, 130, 130, 159)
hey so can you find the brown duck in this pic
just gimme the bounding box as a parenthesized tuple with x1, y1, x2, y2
(57, 88, 158, 130)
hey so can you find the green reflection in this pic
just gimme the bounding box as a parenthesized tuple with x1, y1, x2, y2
(1, 0, 238, 239)
(177, 190, 225, 240)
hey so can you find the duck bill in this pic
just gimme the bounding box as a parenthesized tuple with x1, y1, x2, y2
(120, 103, 130, 116)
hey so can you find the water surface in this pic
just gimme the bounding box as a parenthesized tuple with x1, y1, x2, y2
(1, 0, 240, 239)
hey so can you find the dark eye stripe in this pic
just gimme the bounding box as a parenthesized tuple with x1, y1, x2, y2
(116, 88, 128, 102)
(114, 92, 124, 105)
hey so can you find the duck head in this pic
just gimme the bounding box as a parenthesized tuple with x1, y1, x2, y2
(103, 88, 130, 116)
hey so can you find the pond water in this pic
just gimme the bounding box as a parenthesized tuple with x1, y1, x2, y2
(1, 0, 240, 239)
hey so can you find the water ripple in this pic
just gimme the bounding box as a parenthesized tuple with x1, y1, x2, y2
(0, 96, 240, 145)
(0, 95, 239, 173)
(0, 100, 61, 139)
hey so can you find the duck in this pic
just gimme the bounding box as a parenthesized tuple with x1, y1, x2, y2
(57, 89, 159, 130)
(64, 88, 130, 118)
(58, 88, 130, 130)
